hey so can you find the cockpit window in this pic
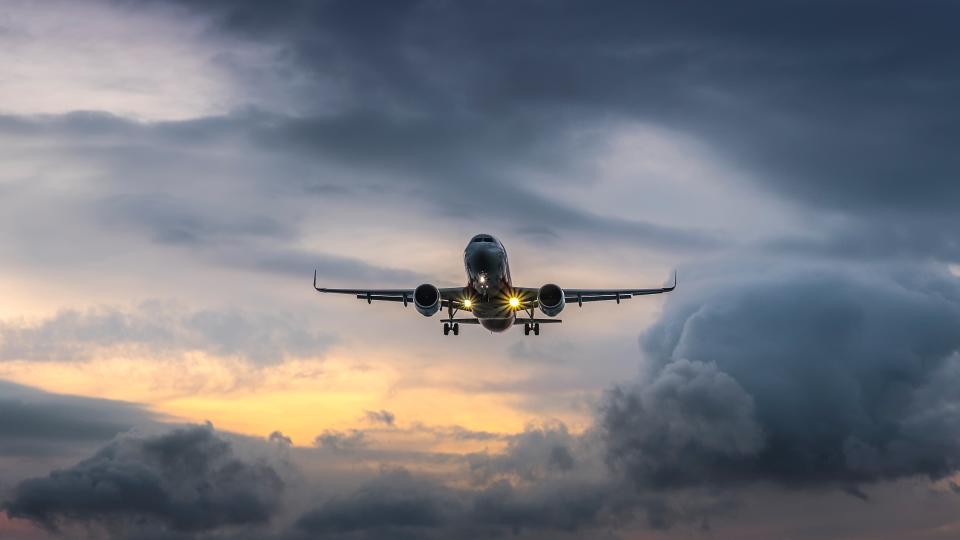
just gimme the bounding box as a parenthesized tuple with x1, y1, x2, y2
(471, 236, 495, 243)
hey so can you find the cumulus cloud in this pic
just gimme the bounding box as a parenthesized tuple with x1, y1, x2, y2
(603, 265, 960, 489)
(3, 425, 284, 534)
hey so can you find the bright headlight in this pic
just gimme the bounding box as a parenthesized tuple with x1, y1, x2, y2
(463, 299, 472, 308)
(508, 297, 520, 308)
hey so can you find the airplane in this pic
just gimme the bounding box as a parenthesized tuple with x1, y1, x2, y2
(313, 233, 676, 336)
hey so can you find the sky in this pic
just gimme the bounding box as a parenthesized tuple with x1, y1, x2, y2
(2, 1, 960, 538)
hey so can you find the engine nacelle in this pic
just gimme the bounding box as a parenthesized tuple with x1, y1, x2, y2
(414, 283, 441, 317)
(538, 283, 565, 317)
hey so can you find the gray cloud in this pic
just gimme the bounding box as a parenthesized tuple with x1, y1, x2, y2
(95, 193, 296, 247)
(0, 301, 334, 364)
(268, 431, 293, 446)
(362, 409, 395, 427)
(4, 424, 284, 534)
(466, 421, 579, 486)
(313, 429, 367, 452)
(293, 468, 623, 539)
(293, 422, 717, 538)
(139, 0, 960, 256)
(0, 107, 717, 259)
(603, 265, 960, 489)
(5, 1, 960, 538)
(0, 380, 158, 459)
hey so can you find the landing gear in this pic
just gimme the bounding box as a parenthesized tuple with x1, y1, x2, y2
(523, 322, 540, 336)
(443, 322, 460, 336)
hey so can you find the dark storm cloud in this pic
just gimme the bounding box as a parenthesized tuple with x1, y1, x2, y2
(602, 265, 960, 489)
(148, 0, 960, 224)
(0, 380, 158, 458)
(4, 425, 284, 533)
(0, 302, 334, 363)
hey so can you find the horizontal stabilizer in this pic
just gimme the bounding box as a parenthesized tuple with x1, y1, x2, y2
(512, 318, 562, 324)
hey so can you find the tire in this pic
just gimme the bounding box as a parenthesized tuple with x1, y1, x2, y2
(533, 323, 540, 336)
(453, 323, 459, 336)
(443, 323, 450, 335)
(524, 323, 530, 336)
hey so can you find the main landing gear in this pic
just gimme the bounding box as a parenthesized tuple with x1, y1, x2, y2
(443, 322, 460, 336)
(523, 322, 540, 336)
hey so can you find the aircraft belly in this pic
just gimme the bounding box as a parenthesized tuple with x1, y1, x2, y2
(479, 316, 514, 332)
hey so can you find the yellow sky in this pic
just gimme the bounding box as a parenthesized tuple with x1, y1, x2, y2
(0, 345, 588, 451)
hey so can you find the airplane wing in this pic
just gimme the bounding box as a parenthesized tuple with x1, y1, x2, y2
(313, 271, 465, 306)
(515, 272, 677, 306)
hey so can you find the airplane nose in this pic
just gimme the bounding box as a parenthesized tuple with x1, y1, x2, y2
(468, 246, 501, 275)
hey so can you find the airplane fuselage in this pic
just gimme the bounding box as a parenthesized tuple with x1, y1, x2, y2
(463, 234, 515, 332)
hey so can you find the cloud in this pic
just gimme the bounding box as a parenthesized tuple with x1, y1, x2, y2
(313, 429, 367, 452)
(466, 421, 579, 485)
(0, 301, 334, 364)
(268, 431, 293, 446)
(295, 467, 457, 536)
(0, 380, 158, 459)
(293, 466, 623, 539)
(154, 0, 960, 221)
(602, 265, 960, 489)
(3, 424, 284, 533)
(0, 108, 717, 260)
(363, 409, 395, 427)
(79, 0, 960, 276)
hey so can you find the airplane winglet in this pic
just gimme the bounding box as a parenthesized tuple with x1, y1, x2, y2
(313, 269, 320, 291)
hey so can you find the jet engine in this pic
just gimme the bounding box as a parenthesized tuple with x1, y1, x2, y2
(538, 283, 565, 317)
(414, 283, 441, 316)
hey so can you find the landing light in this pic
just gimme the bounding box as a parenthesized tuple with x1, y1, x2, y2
(508, 297, 520, 308)
(463, 299, 472, 308)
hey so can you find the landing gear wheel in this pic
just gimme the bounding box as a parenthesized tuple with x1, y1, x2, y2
(443, 323, 450, 335)
(533, 323, 540, 336)
(453, 323, 459, 336)
(524, 323, 531, 336)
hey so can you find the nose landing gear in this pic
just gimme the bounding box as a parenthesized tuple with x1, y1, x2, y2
(443, 322, 460, 336)
(523, 322, 540, 336)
